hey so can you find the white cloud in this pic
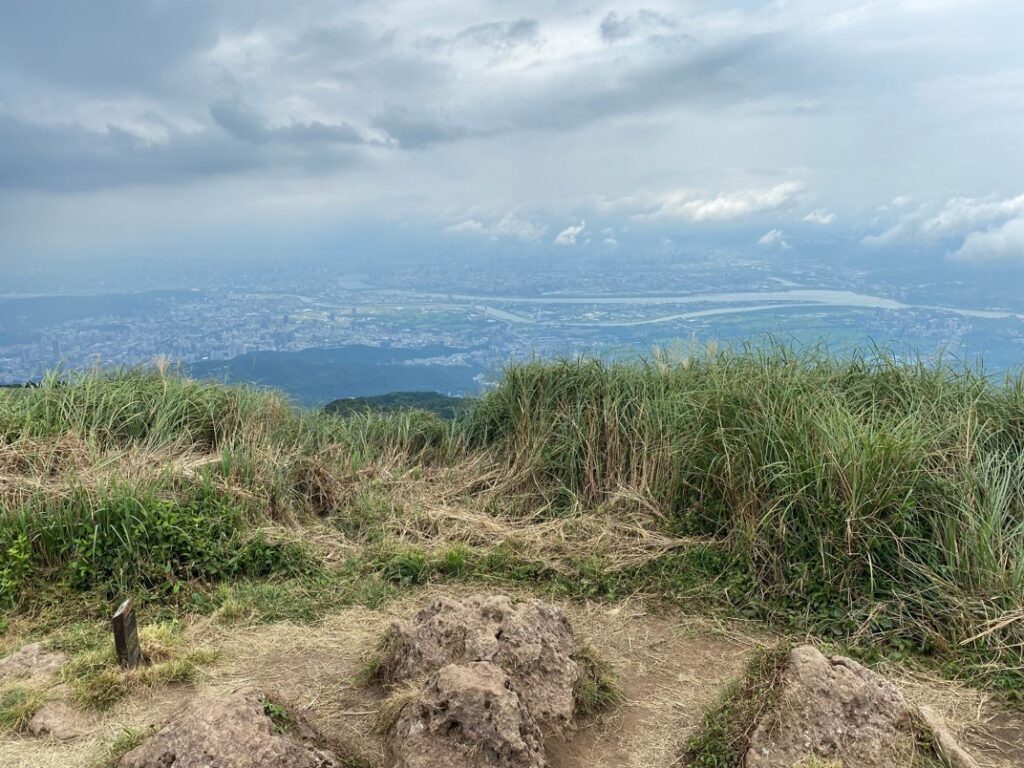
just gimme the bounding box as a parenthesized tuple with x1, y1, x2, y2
(445, 213, 546, 241)
(641, 182, 804, 222)
(920, 194, 1024, 238)
(604, 237, 618, 246)
(757, 228, 791, 249)
(950, 218, 1024, 262)
(803, 208, 836, 225)
(891, 195, 914, 209)
(554, 220, 586, 245)
(864, 193, 1024, 246)
(490, 213, 547, 241)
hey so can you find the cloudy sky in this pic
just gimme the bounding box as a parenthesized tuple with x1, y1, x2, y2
(2, 0, 1023, 270)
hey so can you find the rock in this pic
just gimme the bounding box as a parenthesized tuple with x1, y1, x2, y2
(387, 662, 545, 768)
(28, 701, 93, 741)
(380, 595, 579, 731)
(745, 646, 978, 768)
(118, 690, 339, 768)
(0, 642, 67, 682)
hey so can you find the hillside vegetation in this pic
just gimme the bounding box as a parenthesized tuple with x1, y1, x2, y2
(323, 391, 469, 419)
(2, 346, 1023, 702)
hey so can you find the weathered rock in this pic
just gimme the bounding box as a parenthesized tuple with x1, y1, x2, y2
(745, 645, 977, 768)
(118, 690, 339, 768)
(380, 595, 579, 731)
(388, 662, 545, 768)
(28, 700, 93, 741)
(0, 642, 66, 682)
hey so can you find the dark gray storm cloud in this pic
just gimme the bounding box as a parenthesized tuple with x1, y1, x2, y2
(0, 113, 256, 191)
(210, 99, 368, 146)
(455, 18, 540, 49)
(370, 32, 804, 145)
(600, 9, 676, 43)
(0, 0, 218, 94)
(0, 108, 362, 192)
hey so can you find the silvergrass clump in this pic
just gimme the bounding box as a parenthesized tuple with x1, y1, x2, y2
(464, 346, 1024, 691)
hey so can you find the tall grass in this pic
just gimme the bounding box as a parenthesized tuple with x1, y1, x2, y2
(2, 351, 1023, 690)
(0, 369, 458, 607)
(465, 347, 1024, 683)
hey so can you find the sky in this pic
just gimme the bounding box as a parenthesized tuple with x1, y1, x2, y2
(2, 0, 1024, 272)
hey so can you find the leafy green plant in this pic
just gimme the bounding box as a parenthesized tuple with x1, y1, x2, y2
(375, 548, 432, 587)
(0, 533, 30, 608)
(260, 696, 293, 733)
(0, 484, 307, 603)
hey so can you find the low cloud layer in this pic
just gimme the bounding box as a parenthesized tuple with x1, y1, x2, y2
(639, 182, 804, 222)
(951, 218, 1024, 263)
(445, 213, 547, 241)
(864, 193, 1024, 261)
(757, 228, 791, 249)
(803, 209, 837, 225)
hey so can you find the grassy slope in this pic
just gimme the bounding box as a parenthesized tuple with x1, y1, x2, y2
(1, 346, 1023, 700)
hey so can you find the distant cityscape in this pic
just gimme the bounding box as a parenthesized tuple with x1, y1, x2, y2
(3, 248, 1024, 406)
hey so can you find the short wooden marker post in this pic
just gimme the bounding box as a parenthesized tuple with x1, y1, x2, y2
(111, 598, 141, 669)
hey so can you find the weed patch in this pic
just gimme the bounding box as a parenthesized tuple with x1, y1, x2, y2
(0, 685, 47, 733)
(89, 725, 155, 768)
(571, 645, 624, 718)
(260, 696, 293, 733)
(58, 620, 219, 711)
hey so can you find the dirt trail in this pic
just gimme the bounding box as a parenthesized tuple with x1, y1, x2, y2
(1, 586, 1022, 768)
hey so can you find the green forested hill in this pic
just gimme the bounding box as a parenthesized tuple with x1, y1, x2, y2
(323, 391, 470, 419)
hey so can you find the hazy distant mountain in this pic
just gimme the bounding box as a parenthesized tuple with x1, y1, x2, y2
(188, 344, 483, 408)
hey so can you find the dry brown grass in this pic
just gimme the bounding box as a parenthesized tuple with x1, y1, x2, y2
(322, 458, 709, 575)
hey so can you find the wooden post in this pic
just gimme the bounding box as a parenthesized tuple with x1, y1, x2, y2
(111, 598, 141, 669)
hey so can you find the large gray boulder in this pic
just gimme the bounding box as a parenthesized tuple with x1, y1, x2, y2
(387, 662, 546, 768)
(379, 594, 579, 732)
(745, 645, 978, 768)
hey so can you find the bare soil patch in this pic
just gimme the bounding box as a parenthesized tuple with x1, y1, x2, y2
(1, 586, 1022, 768)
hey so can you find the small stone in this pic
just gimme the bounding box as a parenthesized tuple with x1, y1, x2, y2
(28, 701, 93, 741)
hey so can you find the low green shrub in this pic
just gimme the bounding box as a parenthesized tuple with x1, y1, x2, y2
(0, 483, 307, 605)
